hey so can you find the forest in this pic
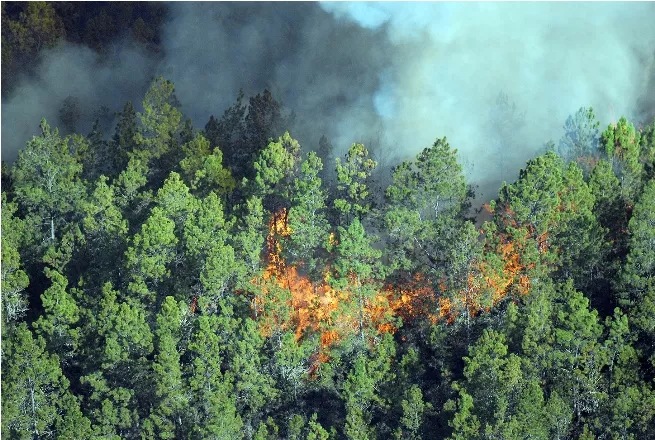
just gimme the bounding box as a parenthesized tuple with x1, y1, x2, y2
(2, 2, 655, 440)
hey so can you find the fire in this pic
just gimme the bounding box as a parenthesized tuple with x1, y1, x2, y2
(249, 206, 544, 363)
(433, 204, 549, 323)
(253, 209, 434, 357)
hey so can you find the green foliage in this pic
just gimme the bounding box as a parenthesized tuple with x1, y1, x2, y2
(2, 1, 65, 56)
(342, 335, 396, 440)
(1, 193, 30, 324)
(332, 218, 386, 344)
(556, 162, 606, 291)
(204, 90, 249, 176)
(2, 324, 91, 439)
(245, 89, 291, 163)
(184, 191, 240, 311)
(83, 176, 128, 237)
(232, 318, 279, 431)
(80, 369, 139, 438)
(272, 331, 312, 401)
(145, 297, 190, 439)
(125, 206, 178, 304)
(445, 390, 480, 440)
(395, 385, 429, 440)
(96, 283, 153, 367)
(81, 176, 129, 280)
(111, 101, 139, 172)
(233, 195, 267, 280)
(155, 171, 198, 226)
(307, 413, 331, 440)
(253, 131, 302, 212)
(286, 151, 330, 276)
(552, 282, 606, 424)
(180, 133, 235, 196)
(600, 117, 643, 201)
(335, 143, 377, 222)
(387, 137, 467, 216)
(461, 330, 523, 431)
(619, 179, 655, 364)
(115, 157, 149, 204)
(187, 315, 243, 439)
(497, 151, 564, 236)
(640, 119, 655, 183)
(600, 308, 655, 438)
(4, 77, 655, 439)
(12, 119, 86, 242)
(134, 76, 182, 163)
(385, 137, 472, 280)
(589, 159, 624, 235)
(33, 268, 80, 358)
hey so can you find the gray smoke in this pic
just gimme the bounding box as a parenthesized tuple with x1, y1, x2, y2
(1, 41, 156, 163)
(157, 2, 391, 155)
(2, 2, 654, 202)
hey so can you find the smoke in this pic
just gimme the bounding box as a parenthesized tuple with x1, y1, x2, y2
(1, 41, 157, 163)
(321, 2, 655, 198)
(156, 2, 391, 157)
(1, 3, 392, 166)
(2, 2, 654, 201)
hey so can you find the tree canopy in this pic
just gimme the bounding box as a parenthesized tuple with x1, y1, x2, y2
(2, 75, 654, 440)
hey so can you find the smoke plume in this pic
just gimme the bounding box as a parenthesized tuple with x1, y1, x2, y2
(2, 2, 654, 200)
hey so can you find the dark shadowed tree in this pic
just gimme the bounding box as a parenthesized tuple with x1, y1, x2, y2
(111, 101, 139, 174)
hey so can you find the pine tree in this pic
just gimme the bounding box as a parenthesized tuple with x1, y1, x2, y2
(111, 101, 139, 173)
(180, 133, 235, 197)
(184, 191, 239, 313)
(79, 175, 129, 287)
(335, 143, 377, 224)
(394, 385, 428, 440)
(144, 297, 190, 439)
(601, 308, 655, 438)
(187, 315, 243, 439)
(82, 283, 153, 435)
(134, 76, 182, 163)
(342, 335, 396, 440)
(600, 117, 643, 202)
(551, 282, 606, 427)
(384, 137, 469, 274)
(2, 323, 92, 439)
(125, 206, 178, 306)
(231, 318, 278, 433)
(12, 119, 86, 244)
(331, 218, 385, 345)
(286, 151, 330, 278)
(33, 268, 80, 360)
(253, 131, 302, 213)
(619, 179, 655, 365)
(204, 89, 248, 178)
(1, 192, 30, 325)
(558, 106, 600, 166)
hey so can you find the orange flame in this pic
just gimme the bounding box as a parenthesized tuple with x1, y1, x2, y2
(252, 210, 437, 364)
(249, 207, 542, 364)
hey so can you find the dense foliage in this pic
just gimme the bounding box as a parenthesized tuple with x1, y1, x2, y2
(2, 74, 655, 440)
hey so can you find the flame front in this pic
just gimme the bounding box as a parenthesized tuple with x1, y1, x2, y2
(251, 209, 539, 362)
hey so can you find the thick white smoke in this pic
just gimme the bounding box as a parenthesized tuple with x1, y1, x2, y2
(321, 2, 655, 198)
